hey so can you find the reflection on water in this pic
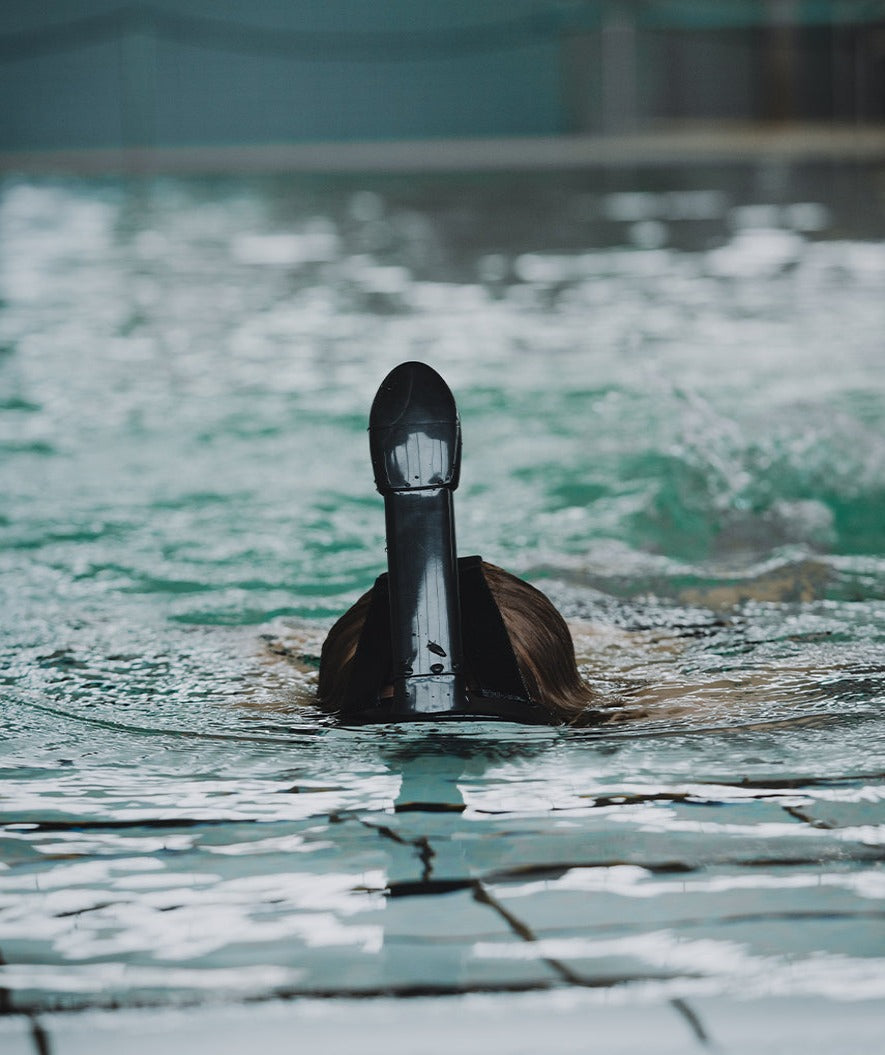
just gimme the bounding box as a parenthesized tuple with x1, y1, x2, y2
(0, 173, 883, 1014)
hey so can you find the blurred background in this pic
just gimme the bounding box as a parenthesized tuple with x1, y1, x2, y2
(1, 0, 884, 169)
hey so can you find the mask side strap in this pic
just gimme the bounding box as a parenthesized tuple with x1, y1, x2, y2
(458, 556, 533, 704)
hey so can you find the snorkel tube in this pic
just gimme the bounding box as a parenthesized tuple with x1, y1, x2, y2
(368, 362, 468, 718)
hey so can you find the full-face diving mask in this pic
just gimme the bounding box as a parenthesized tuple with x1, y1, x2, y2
(341, 361, 555, 725)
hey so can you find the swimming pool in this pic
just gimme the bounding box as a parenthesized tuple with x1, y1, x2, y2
(1, 170, 883, 1049)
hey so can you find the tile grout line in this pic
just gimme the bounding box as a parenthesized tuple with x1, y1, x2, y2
(473, 884, 715, 1050)
(356, 811, 717, 1050)
(356, 818, 436, 881)
(3, 896, 709, 1048)
(472, 881, 599, 986)
(669, 997, 712, 1049)
(29, 1017, 53, 1055)
(1, 945, 53, 1055)
(782, 804, 835, 829)
(358, 820, 583, 983)
(40, 814, 709, 1046)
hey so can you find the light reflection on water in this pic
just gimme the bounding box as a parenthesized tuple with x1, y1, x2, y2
(0, 174, 883, 1013)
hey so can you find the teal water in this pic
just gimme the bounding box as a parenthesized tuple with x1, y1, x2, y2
(1, 174, 883, 1016)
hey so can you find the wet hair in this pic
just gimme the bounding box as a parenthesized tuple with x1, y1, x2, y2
(318, 561, 596, 725)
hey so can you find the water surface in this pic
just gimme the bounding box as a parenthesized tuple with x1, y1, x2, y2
(1, 172, 883, 1016)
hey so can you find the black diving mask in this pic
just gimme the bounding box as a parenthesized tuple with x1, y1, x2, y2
(341, 361, 555, 725)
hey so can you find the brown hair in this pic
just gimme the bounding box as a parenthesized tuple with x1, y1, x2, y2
(318, 561, 597, 725)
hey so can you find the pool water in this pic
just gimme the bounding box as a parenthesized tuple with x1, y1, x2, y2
(1, 172, 883, 1026)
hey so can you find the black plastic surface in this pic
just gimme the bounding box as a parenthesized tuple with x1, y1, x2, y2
(369, 362, 467, 717)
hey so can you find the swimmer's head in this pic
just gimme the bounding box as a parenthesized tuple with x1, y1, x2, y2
(322, 360, 595, 726)
(318, 560, 595, 725)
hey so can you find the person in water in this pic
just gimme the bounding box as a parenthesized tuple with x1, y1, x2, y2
(316, 361, 598, 727)
(319, 558, 595, 725)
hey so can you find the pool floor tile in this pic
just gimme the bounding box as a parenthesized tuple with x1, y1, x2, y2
(38, 992, 885, 1055)
(41, 993, 701, 1055)
(0, 1015, 35, 1055)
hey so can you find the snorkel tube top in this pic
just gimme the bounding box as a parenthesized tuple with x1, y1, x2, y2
(340, 361, 556, 725)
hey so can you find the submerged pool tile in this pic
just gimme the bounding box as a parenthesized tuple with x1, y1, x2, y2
(480, 860, 885, 991)
(344, 934, 561, 993)
(690, 996, 885, 1051)
(0, 1016, 34, 1055)
(41, 992, 704, 1055)
(213, 930, 560, 994)
(347, 887, 513, 941)
(458, 815, 878, 878)
(490, 862, 879, 924)
(36, 992, 885, 1055)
